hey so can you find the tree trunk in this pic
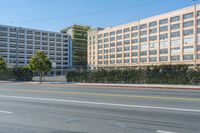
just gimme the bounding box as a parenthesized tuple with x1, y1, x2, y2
(40, 72, 42, 83)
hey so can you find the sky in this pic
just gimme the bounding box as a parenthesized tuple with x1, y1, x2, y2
(0, 0, 199, 32)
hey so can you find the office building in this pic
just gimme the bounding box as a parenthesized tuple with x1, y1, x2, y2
(88, 5, 200, 69)
(0, 25, 69, 75)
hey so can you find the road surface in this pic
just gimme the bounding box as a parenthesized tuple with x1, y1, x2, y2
(0, 82, 200, 133)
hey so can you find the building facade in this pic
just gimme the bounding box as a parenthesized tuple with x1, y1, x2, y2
(88, 5, 200, 69)
(0, 25, 69, 75)
(61, 25, 90, 70)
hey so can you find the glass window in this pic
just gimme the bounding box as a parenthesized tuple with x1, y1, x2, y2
(117, 35, 122, 40)
(171, 23, 180, 30)
(171, 39, 180, 47)
(117, 30, 122, 34)
(183, 29, 193, 36)
(104, 38, 108, 43)
(183, 54, 193, 60)
(132, 32, 138, 37)
(117, 41, 122, 46)
(160, 26, 168, 32)
(140, 24, 147, 29)
(110, 48, 115, 53)
(149, 57, 157, 62)
(104, 44, 109, 48)
(183, 20, 194, 27)
(110, 43, 115, 47)
(171, 47, 180, 54)
(184, 46, 193, 53)
(124, 59, 130, 63)
(117, 59, 122, 63)
(159, 56, 168, 61)
(117, 54, 122, 58)
(140, 30, 147, 36)
(160, 33, 168, 40)
(104, 61, 108, 64)
(149, 28, 157, 34)
(170, 16, 180, 22)
(124, 28, 130, 33)
(124, 46, 130, 51)
(184, 37, 194, 44)
(197, 11, 200, 16)
(171, 31, 180, 38)
(150, 42, 157, 49)
(124, 53, 130, 57)
(197, 45, 200, 51)
(104, 33, 108, 37)
(104, 55, 108, 59)
(183, 13, 193, 19)
(132, 39, 138, 44)
(171, 55, 180, 61)
(132, 58, 138, 63)
(159, 19, 168, 25)
(149, 50, 157, 55)
(149, 21, 157, 27)
(140, 37, 147, 43)
(132, 45, 138, 50)
(160, 41, 169, 48)
(110, 37, 115, 41)
(140, 43, 147, 50)
(160, 48, 168, 54)
(140, 58, 147, 62)
(124, 40, 130, 44)
(110, 31, 115, 36)
(198, 28, 200, 34)
(117, 47, 122, 52)
(124, 34, 130, 39)
(131, 26, 138, 31)
(140, 51, 147, 56)
(104, 49, 109, 53)
(110, 54, 115, 59)
(132, 52, 138, 57)
(110, 60, 115, 64)
(198, 19, 200, 25)
(149, 35, 157, 41)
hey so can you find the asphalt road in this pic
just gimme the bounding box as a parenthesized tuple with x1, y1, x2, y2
(0, 82, 200, 133)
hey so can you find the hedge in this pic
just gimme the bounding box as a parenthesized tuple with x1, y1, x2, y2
(0, 67, 33, 81)
(66, 65, 200, 84)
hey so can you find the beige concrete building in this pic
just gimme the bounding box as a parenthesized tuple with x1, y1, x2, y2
(88, 4, 200, 69)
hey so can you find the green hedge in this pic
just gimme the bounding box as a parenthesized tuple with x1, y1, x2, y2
(0, 67, 33, 81)
(66, 65, 200, 84)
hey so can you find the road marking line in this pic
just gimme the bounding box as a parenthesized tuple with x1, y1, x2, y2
(0, 110, 13, 114)
(0, 88, 200, 102)
(157, 130, 177, 133)
(0, 94, 200, 113)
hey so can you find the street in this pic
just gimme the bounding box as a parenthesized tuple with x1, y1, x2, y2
(0, 82, 200, 133)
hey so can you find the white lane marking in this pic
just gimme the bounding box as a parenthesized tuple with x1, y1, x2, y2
(0, 110, 13, 114)
(0, 94, 199, 113)
(157, 130, 177, 133)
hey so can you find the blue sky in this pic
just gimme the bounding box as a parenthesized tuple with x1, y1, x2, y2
(0, 0, 198, 31)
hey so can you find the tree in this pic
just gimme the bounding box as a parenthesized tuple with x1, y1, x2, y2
(28, 51, 52, 83)
(0, 57, 7, 70)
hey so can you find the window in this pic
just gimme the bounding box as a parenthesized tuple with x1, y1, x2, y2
(117, 54, 122, 58)
(149, 35, 157, 41)
(110, 54, 115, 59)
(110, 37, 115, 41)
(197, 45, 200, 51)
(171, 47, 180, 54)
(171, 55, 180, 61)
(132, 39, 138, 44)
(149, 21, 157, 27)
(124, 34, 130, 39)
(104, 55, 108, 59)
(149, 50, 157, 55)
(132, 52, 138, 57)
(149, 57, 157, 62)
(124, 53, 130, 57)
(183, 20, 194, 27)
(184, 37, 194, 44)
(149, 28, 157, 34)
(124, 28, 130, 33)
(159, 19, 168, 25)
(110, 43, 115, 47)
(183, 29, 193, 36)
(117, 30, 122, 34)
(183, 13, 193, 19)
(159, 56, 168, 61)
(104, 49, 109, 53)
(132, 58, 138, 63)
(140, 37, 147, 43)
(104, 44, 108, 48)
(171, 39, 180, 47)
(160, 26, 168, 32)
(110, 48, 115, 53)
(140, 30, 147, 36)
(150, 43, 157, 49)
(140, 58, 147, 62)
(197, 11, 200, 16)
(160, 48, 168, 54)
(117, 59, 122, 63)
(110, 31, 115, 36)
(110, 60, 115, 64)
(104, 33, 108, 37)
(183, 54, 193, 60)
(132, 32, 138, 37)
(117, 47, 122, 52)
(131, 26, 138, 31)
(171, 31, 180, 38)
(117, 36, 122, 40)
(159, 33, 168, 40)
(171, 23, 180, 30)
(160, 41, 169, 48)
(140, 43, 147, 50)
(124, 46, 130, 51)
(132, 45, 138, 50)
(117, 41, 122, 46)
(124, 40, 130, 44)
(184, 46, 193, 53)
(198, 19, 200, 25)
(140, 24, 147, 29)
(140, 51, 147, 56)
(104, 38, 108, 43)
(171, 16, 180, 22)
(124, 59, 130, 63)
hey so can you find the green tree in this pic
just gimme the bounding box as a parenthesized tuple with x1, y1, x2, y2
(0, 57, 7, 70)
(28, 51, 52, 83)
